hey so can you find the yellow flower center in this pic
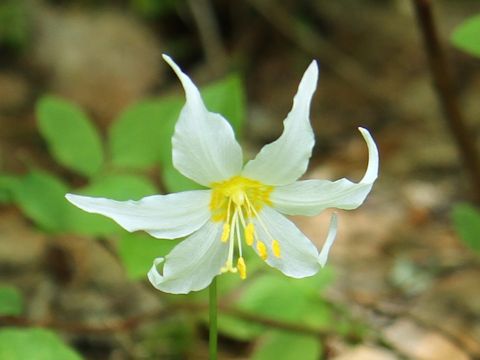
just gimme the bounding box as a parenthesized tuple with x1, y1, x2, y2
(210, 176, 281, 279)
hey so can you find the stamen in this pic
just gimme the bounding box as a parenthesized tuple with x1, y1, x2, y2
(221, 223, 230, 242)
(226, 210, 238, 270)
(245, 196, 276, 242)
(237, 257, 247, 279)
(235, 208, 243, 257)
(245, 223, 255, 246)
(272, 240, 281, 258)
(256, 241, 268, 261)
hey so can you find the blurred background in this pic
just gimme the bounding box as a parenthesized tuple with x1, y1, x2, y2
(1, 0, 480, 359)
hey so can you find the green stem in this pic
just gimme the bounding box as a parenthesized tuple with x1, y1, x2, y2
(209, 277, 218, 360)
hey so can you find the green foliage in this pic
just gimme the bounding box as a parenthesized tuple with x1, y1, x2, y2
(0, 286, 23, 316)
(162, 164, 205, 193)
(8, 169, 157, 236)
(68, 174, 157, 236)
(80, 174, 156, 200)
(451, 14, 480, 57)
(0, 0, 29, 48)
(37, 96, 104, 177)
(109, 98, 183, 170)
(119, 233, 179, 280)
(202, 74, 245, 138)
(129, 0, 178, 18)
(251, 331, 321, 360)
(10, 170, 71, 233)
(0, 328, 82, 360)
(0, 174, 17, 204)
(217, 269, 334, 341)
(452, 203, 480, 253)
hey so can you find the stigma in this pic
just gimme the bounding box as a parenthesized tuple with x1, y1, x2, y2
(210, 176, 281, 279)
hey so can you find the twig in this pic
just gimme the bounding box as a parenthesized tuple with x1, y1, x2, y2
(218, 305, 327, 338)
(0, 302, 333, 339)
(187, 0, 227, 76)
(412, 0, 480, 201)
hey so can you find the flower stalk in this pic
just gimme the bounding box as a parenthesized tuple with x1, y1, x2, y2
(209, 277, 218, 360)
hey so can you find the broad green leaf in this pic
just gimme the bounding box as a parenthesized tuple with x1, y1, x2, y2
(10, 170, 70, 232)
(251, 331, 321, 360)
(0, 174, 18, 204)
(129, 0, 178, 18)
(217, 314, 263, 341)
(237, 274, 309, 321)
(301, 301, 332, 331)
(162, 164, 204, 193)
(452, 203, 480, 253)
(80, 174, 157, 200)
(67, 174, 158, 236)
(0, 1, 30, 48)
(109, 97, 183, 169)
(451, 14, 480, 57)
(37, 96, 104, 177)
(0, 328, 82, 360)
(110, 75, 244, 164)
(0, 286, 23, 316)
(202, 74, 245, 137)
(118, 233, 179, 280)
(293, 267, 334, 297)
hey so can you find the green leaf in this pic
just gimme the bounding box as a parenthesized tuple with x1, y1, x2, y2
(217, 269, 333, 341)
(217, 314, 263, 341)
(0, 1, 30, 48)
(109, 97, 183, 170)
(162, 164, 205, 193)
(118, 233, 179, 280)
(0, 328, 82, 360)
(0, 286, 23, 316)
(37, 96, 104, 177)
(67, 174, 158, 236)
(238, 274, 309, 321)
(251, 331, 321, 360)
(293, 267, 335, 297)
(80, 174, 157, 200)
(452, 203, 480, 253)
(202, 74, 245, 137)
(10, 170, 71, 232)
(451, 14, 480, 57)
(0, 174, 18, 204)
(301, 300, 333, 331)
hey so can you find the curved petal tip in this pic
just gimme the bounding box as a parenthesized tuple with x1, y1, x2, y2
(318, 212, 338, 267)
(357, 127, 379, 184)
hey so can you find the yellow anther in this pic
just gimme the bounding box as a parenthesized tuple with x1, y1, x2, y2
(272, 240, 281, 258)
(237, 257, 247, 280)
(221, 223, 230, 242)
(256, 241, 268, 261)
(245, 223, 255, 246)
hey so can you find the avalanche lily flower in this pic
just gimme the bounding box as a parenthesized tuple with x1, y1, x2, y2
(66, 55, 378, 294)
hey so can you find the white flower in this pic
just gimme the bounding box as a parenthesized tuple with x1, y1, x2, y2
(66, 55, 379, 294)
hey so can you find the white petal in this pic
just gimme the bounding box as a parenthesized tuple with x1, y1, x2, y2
(252, 206, 321, 278)
(318, 213, 337, 267)
(65, 190, 211, 239)
(271, 128, 378, 216)
(242, 61, 318, 185)
(163, 55, 243, 186)
(148, 220, 228, 294)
